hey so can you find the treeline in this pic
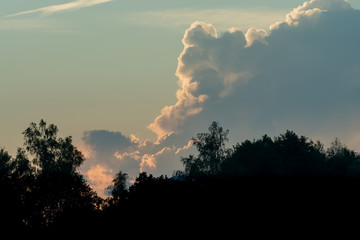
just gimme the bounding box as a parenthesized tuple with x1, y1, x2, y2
(180, 122, 360, 178)
(1, 120, 360, 233)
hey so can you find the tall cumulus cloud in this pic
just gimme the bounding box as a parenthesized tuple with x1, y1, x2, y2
(149, 0, 360, 140)
(82, 0, 360, 196)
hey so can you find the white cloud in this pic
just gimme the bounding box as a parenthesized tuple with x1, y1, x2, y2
(80, 0, 360, 197)
(7, 0, 112, 17)
(245, 28, 269, 47)
(148, 0, 360, 149)
(270, 0, 353, 29)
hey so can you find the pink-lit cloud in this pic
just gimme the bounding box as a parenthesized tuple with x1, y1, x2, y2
(86, 164, 113, 198)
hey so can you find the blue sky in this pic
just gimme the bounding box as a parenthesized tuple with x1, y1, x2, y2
(1, 0, 360, 196)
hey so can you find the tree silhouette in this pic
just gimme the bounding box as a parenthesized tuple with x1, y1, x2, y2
(20, 120, 99, 229)
(222, 130, 328, 177)
(23, 119, 84, 174)
(326, 138, 360, 177)
(12, 148, 35, 180)
(2, 120, 360, 232)
(222, 135, 282, 176)
(0, 148, 13, 180)
(273, 130, 327, 176)
(107, 171, 128, 201)
(0, 148, 19, 231)
(181, 121, 231, 176)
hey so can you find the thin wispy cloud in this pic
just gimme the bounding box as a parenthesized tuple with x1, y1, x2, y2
(7, 0, 113, 17)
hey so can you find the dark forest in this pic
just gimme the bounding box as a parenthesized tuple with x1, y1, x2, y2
(1, 120, 360, 234)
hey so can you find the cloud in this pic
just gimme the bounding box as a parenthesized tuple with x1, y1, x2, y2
(147, 21, 252, 138)
(81, 0, 360, 197)
(86, 164, 113, 198)
(7, 0, 112, 17)
(80, 130, 138, 197)
(270, 0, 352, 30)
(81, 130, 135, 159)
(80, 130, 187, 196)
(112, 132, 186, 177)
(148, 0, 360, 146)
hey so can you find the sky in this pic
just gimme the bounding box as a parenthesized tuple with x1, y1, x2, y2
(1, 0, 360, 196)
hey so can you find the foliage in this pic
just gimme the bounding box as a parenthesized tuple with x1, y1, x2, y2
(0, 148, 14, 180)
(326, 138, 360, 177)
(181, 121, 231, 176)
(2, 120, 360, 233)
(222, 131, 328, 176)
(0, 120, 100, 232)
(107, 171, 128, 201)
(180, 123, 360, 178)
(23, 119, 84, 174)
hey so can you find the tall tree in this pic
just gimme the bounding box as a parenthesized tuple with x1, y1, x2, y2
(107, 171, 128, 201)
(21, 120, 99, 229)
(182, 121, 230, 176)
(23, 119, 84, 174)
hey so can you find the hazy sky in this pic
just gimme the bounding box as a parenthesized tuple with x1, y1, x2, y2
(2, 0, 360, 196)
(0, 0, 308, 153)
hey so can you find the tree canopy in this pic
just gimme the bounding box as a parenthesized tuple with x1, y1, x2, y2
(23, 119, 84, 174)
(1, 120, 360, 233)
(181, 121, 231, 176)
(0, 120, 100, 232)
